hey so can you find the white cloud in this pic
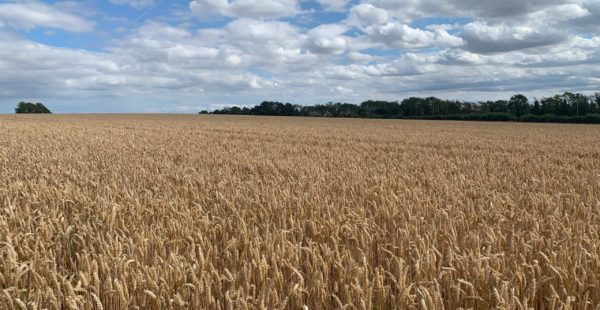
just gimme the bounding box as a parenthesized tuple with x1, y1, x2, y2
(224, 18, 301, 44)
(448, 2, 590, 55)
(347, 51, 374, 64)
(333, 86, 353, 94)
(461, 22, 567, 54)
(226, 54, 243, 65)
(348, 4, 388, 25)
(306, 24, 349, 55)
(365, 22, 463, 49)
(529, 4, 589, 24)
(0, 1, 94, 32)
(190, 0, 300, 19)
(569, 1, 600, 34)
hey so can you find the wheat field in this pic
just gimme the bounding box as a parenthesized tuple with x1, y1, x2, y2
(0, 114, 599, 309)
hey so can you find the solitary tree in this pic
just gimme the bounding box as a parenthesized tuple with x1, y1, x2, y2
(15, 102, 52, 114)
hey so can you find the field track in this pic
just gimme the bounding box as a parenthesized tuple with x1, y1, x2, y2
(1, 114, 599, 309)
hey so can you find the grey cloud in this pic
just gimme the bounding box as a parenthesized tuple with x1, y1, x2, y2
(0, 1, 94, 32)
(461, 22, 568, 54)
(364, 22, 463, 49)
(367, 0, 576, 20)
(347, 51, 374, 64)
(444, 0, 572, 18)
(189, 0, 300, 19)
(568, 1, 600, 34)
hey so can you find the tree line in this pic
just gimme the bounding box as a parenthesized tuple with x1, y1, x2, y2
(205, 92, 600, 123)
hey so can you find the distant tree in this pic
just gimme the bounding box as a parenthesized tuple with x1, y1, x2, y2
(212, 106, 251, 115)
(301, 104, 331, 117)
(282, 103, 297, 116)
(481, 100, 509, 113)
(531, 99, 542, 115)
(399, 97, 420, 116)
(591, 93, 600, 114)
(508, 94, 529, 117)
(334, 102, 361, 117)
(300, 102, 360, 117)
(566, 92, 589, 116)
(360, 100, 401, 117)
(251, 101, 285, 115)
(542, 92, 589, 116)
(199, 110, 209, 114)
(540, 96, 559, 115)
(15, 102, 52, 114)
(556, 93, 571, 116)
(424, 97, 443, 115)
(461, 101, 476, 114)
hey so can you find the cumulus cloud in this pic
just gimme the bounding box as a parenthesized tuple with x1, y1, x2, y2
(0, 22, 277, 111)
(350, 1, 592, 55)
(452, 3, 588, 54)
(223, 18, 301, 45)
(0, 1, 94, 32)
(347, 51, 374, 64)
(189, 0, 300, 19)
(347, 4, 463, 50)
(349, 4, 388, 25)
(461, 22, 567, 54)
(306, 24, 349, 55)
(527, 4, 589, 24)
(365, 22, 464, 49)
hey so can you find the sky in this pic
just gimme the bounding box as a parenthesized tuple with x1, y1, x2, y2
(0, 0, 599, 113)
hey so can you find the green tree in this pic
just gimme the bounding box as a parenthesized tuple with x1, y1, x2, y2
(565, 92, 589, 116)
(508, 94, 529, 117)
(399, 98, 422, 116)
(360, 100, 400, 116)
(591, 93, 600, 114)
(541, 97, 558, 115)
(15, 102, 52, 114)
(531, 99, 542, 115)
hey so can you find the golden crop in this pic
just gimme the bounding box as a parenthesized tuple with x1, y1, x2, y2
(0, 114, 599, 309)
